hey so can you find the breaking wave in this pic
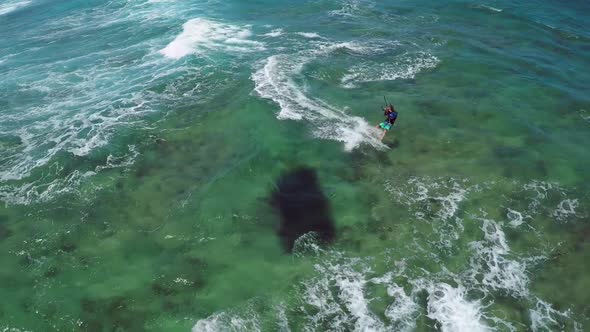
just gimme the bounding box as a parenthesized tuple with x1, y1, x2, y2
(160, 18, 265, 59)
(0, 5, 224, 205)
(252, 42, 386, 151)
(0, 0, 31, 16)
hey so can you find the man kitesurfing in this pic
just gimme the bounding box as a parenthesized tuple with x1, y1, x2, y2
(377, 96, 398, 141)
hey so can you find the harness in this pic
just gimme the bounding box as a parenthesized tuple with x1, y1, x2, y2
(387, 111, 398, 124)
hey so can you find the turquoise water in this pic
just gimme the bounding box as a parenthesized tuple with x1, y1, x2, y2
(1, 0, 589, 331)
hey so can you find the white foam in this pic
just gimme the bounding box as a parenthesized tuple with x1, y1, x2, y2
(194, 259, 429, 332)
(385, 177, 469, 222)
(580, 109, 589, 121)
(95, 145, 139, 172)
(425, 283, 490, 332)
(299, 257, 418, 331)
(506, 208, 530, 227)
(384, 177, 472, 252)
(292, 232, 324, 257)
(322, 41, 371, 54)
(160, 18, 265, 59)
(263, 28, 284, 37)
(552, 199, 578, 221)
(342, 52, 440, 88)
(192, 311, 261, 332)
(252, 44, 386, 151)
(467, 219, 530, 297)
(474, 4, 503, 13)
(304, 260, 386, 331)
(437, 183, 468, 221)
(0, 0, 31, 16)
(329, 0, 373, 18)
(0, 144, 138, 205)
(553, 199, 579, 221)
(522, 180, 558, 213)
(0, 326, 34, 332)
(0, 169, 96, 205)
(332, 266, 385, 331)
(300, 254, 510, 332)
(302, 267, 349, 330)
(275, 304, 291, 332)
(0, 91, 149, 183)
(296, 32, 322, 39)
(520, 181, 582, 224)
(529, 298, 572, 331)
(383, 283, 420, 331)
(0, 2, 212, 204)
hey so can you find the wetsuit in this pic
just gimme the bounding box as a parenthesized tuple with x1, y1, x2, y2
(387, 111, 398, 125)
(380, 110, 397, 130)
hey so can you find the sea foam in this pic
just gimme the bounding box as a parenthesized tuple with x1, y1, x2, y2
(160, 18, 265, 59)
(263, 28, 284, 37)
(296, 32, 323, 39)
(1, 2, 231, 205)
(467, 219, 530, 297)
(385, 177, 470, 222)
(341, 52, 440, 88)
(425, 283, 490, 332)
(329, 0, 373, 18)
(552, 199, 578, 222)
(529, 298, 574, 331)
(0, 0, 31, 16)
(252, 42, 386, 151)
(192, 311, 261, 332)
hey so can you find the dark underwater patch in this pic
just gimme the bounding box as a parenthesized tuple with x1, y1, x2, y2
(270, 167, 336, 252)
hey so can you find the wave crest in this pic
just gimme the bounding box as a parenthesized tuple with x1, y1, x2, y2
(160, 18, 265, 59)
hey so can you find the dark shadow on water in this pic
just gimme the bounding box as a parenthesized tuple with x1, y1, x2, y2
(0, 216, 13, 241)
(270, 167, 335, 252)
(385, 139, 400, 149)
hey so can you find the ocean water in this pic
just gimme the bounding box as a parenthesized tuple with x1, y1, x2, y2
(1, 0, 589, 331)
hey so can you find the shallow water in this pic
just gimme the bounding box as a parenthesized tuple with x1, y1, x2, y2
(1, 0, 589, 331)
